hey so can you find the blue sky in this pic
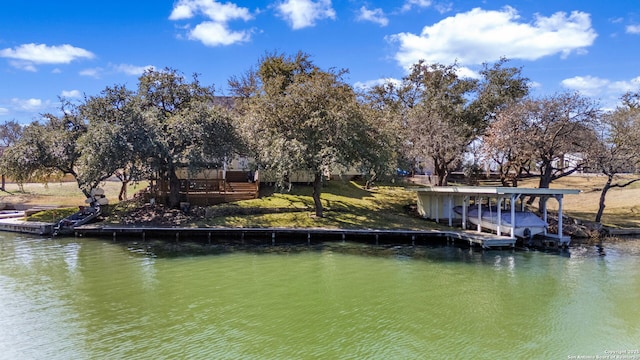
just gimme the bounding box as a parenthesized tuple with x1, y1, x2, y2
(1, 0, 639, 124)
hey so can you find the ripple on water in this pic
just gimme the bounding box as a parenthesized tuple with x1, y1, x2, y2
(1, 235, 640, 359)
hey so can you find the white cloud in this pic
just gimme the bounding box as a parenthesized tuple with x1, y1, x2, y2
(455, 66, 480, 79)
(11, 98, 47, 112)
(388, 7, 597, 71)
(169, 0, 254, 46)
(561, 75, 640, 108)
(79, 64, 153, 78)
(189, 21, 252, 46)
(356, 6, 388, 27)
(401, 0, 431, 12)
(626, 25, 640, 34)
(169, 3, 196, 20)
(354, 77, 402, 90)
(276, 0, 336, 30)
(170, 0, 252, 22)
(433, 2, 453, 14)
(561, 75, 610, 97)
(609, 76, 640, 93)
(61, 90, 82, 98)
(112, 63, 155, 76)
(0, 43, 94, 71)
(9, 60, 37, 72)
(528, 81, 542, 89)
(80, 67, 103, 78)
(0, 98, 54, 122)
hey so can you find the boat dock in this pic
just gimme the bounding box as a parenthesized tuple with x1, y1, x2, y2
(0, 210, 568, 249)
(0, 217, 54, 235)
(64, 225, 519, 249)
(0, 209, 556, 249)
(411, 186, 580, 247)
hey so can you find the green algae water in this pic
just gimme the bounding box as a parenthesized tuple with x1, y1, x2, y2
(1, 233, 639, 359)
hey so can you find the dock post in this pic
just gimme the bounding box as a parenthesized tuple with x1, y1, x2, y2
(208, 232, 211, 245)
(113, 231, 116, 241)
(176, 232, 179, 242)
(556, 195, 564, 239)
(307, 232, 311, 245)
(412, 235, 415, 246)
(272, 232, 275, 245)
(142, 231, 146, 242)
(375, 234, 379, 246)
(448, 195, 453, 227)
(241, 231, 245, 244)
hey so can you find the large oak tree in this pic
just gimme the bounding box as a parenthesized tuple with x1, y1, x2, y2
(484, 92, 600, 191)
(230, 52, 378, 217)
(369, 58, 529, 185)
(589, 91, 640, 223)
(0, 101, 90, 194)
(77, 85, 152, 200)
(137, 68, 241, 208)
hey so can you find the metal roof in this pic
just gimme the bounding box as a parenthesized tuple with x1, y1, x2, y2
(409, 186, 580, 196)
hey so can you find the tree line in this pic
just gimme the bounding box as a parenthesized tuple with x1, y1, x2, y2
(1, 51, 639, 221)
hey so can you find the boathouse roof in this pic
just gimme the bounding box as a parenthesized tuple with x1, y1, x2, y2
(410, 186, 580, 196)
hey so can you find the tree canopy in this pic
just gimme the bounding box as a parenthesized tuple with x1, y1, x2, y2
(368, 58, 529, 185)
(230, 52, 381, 216)
(1, 68, 242, 207)
(483, 92, 600, 191)
(1, 101, 90, 194)
(589, 91, 640, 222)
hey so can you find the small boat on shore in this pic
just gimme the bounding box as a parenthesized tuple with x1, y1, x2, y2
(54, 189, 108, 236)
(54, 205, 102, 235)
(454, 206, 548, 239)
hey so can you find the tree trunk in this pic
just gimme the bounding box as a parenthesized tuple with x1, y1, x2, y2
(365, 172, 377, 189)
(312, 172, 323, 217)
(118, 180, 128, 201)
(526, 161, 552, 207)
(168, 166, 181, 209)
(1, 174, 4, 191)
(436, 169, 449, 186)
(595, 176, 613, 223)
(434, 159, 449, 186)
(537, 162, 553, 189)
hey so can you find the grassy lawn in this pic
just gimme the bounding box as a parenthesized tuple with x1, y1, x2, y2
(2, 175, 639, 229)
(198, 181, 449, 230)
(517, 175, 640, 228)
(0, 181, 148, 208)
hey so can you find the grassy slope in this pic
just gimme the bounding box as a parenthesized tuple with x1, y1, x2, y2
(2, 175, 639, 229)
(518, 175, 640, 228)
(197, 181, 450, 230)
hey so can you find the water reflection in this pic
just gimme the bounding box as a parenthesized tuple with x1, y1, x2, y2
(1, 233, 639, 359)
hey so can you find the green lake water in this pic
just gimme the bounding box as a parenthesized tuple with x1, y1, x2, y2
(1, 232, 639, 359)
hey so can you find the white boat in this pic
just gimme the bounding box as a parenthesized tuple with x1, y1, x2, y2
(454, 206, 547, 239)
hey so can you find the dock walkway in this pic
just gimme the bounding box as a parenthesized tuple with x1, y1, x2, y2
(0, 217, 54, 235)
(0, 216, 563, 249)
(70, 224, 517, 249)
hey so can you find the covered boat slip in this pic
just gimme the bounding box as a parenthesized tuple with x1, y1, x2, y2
(412, 186, 580, 247)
